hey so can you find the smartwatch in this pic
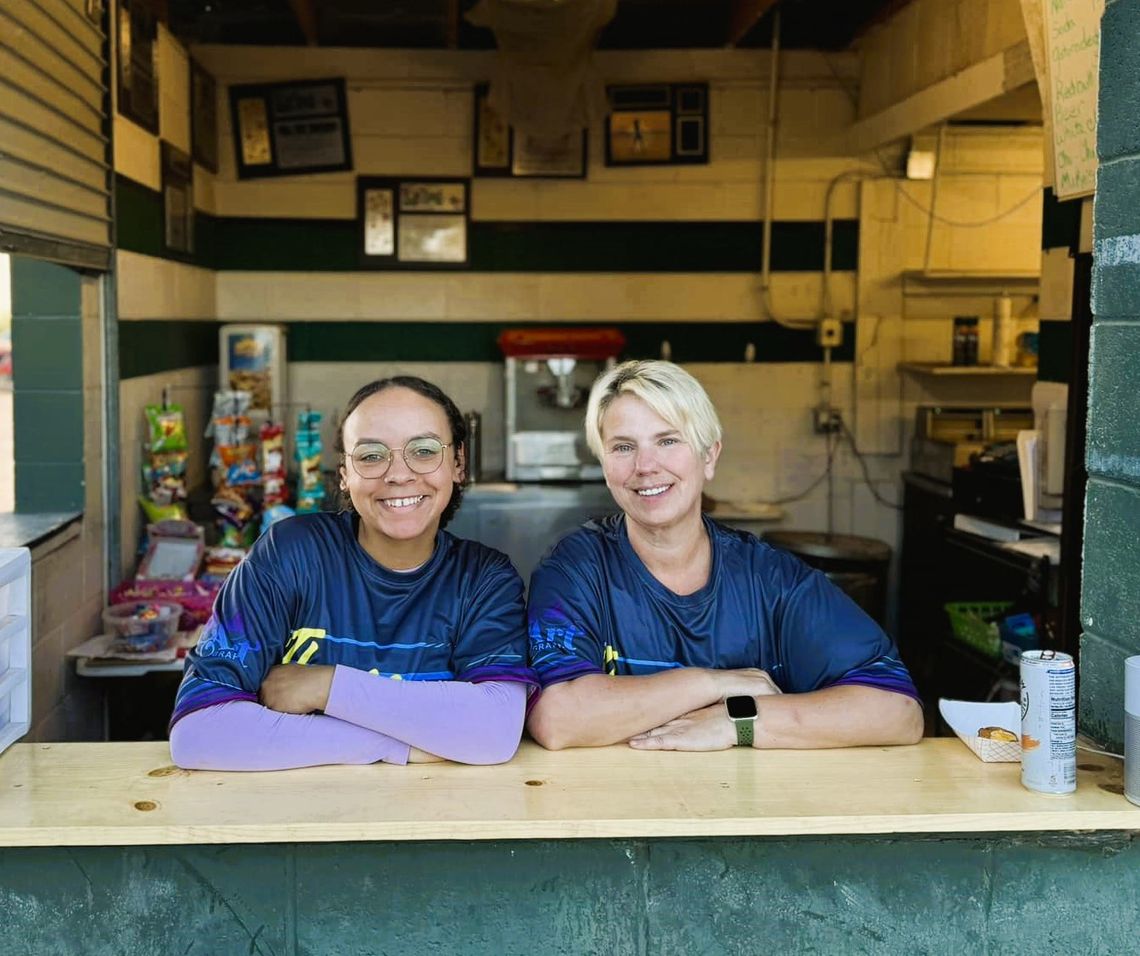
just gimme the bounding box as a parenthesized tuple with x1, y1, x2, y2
(725, 695, 758, 747)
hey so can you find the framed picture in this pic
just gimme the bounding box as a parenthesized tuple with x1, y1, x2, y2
(358, 177, 470, 269)
(161, 141, 194, 256)
(605, 83, 709, 166)
(473, 84, 587, 179)
(190, 60, 218, 173)
(116, 0, 158, 133)
(229, 78, 353, 179)
(474, 88, 512, 173)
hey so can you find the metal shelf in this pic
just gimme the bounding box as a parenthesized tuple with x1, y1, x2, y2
(898, 362, 1036, 377)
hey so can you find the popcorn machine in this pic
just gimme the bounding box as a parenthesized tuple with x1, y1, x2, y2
(499, 327, 625, 481)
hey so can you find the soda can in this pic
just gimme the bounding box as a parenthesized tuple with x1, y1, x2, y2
(1019, 650, 1076, 794)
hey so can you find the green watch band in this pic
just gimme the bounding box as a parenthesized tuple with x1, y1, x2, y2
(725, 695, 758, 747)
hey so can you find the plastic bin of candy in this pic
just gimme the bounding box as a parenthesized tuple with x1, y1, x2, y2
(102, 601, 182, 653)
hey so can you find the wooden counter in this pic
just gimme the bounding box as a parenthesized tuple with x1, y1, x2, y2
(0, 739, 1134, 847)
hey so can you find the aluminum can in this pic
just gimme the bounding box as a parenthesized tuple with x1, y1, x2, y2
(1019, 650, 1076, 794)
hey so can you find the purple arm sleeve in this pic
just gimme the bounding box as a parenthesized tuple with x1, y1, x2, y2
(169, 699, 411, 771)
(323, 667, 527, 765)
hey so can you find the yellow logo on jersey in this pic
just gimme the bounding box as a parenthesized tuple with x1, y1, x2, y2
(283, 627, 326, 665)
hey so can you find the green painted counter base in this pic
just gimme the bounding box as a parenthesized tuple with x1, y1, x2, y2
(1, 833, 1137, 954)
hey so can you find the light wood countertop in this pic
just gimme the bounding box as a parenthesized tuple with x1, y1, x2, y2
(0, 740, 1133, 847)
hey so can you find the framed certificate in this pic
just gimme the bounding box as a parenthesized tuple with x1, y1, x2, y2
(229, 78, 353, 179)
(358, 177, 470, 269)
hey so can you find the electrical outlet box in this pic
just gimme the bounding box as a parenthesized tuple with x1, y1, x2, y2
(813, 406, 842, 434)
(816, 318, 843, 348)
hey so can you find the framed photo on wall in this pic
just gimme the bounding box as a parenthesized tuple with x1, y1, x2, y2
(116, 0, 158, 133)
(229, 78, 353, 179)
(190, 60, 219, 173)
(473, 84, 586, 179)
(358, 177, 470, 269)
(605, 83, 709, 167)
(161, 141, 194, 256)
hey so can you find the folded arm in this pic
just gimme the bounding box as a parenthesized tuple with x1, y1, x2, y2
(630, 684, 924, 751)
(526, 668, 780, 750)
(322, 666, 528, 765)
(169, 699, 412, 771)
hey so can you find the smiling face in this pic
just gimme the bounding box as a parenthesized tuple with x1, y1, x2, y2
(599, 393, 720, 536)
(338, 385, 464, 568)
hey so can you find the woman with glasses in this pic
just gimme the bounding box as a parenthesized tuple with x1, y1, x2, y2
(170, 376, 537, 770)
(525, 360, 922, 752)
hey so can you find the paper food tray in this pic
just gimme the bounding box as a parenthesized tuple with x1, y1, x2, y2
(938, 699, 1021, 762)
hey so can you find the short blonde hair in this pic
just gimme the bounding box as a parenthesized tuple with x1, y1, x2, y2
(585, 360, 722, 459)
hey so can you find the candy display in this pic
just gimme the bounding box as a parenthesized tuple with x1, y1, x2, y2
(102, 601, 182, 653)
(145, 404, 188, 454)
(114, 381, 331, 659)
(108, 579, 220, 631)
(260, 422, 286, 505)
(141, 402, 189, 519)
(207, 390, 260, 547)
(294, 409, 325, 514)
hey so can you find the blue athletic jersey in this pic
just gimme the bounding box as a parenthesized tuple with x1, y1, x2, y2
(527, 514, 919, 700)
(171, 511, 538, 726)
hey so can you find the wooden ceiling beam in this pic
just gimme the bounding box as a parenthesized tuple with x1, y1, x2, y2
(288, 0, 320, 46)
(725, 0, 780, 47)
(445, 0, 460, 48)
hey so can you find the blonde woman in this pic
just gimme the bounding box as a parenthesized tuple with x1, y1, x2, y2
(526, 360, 922, 752)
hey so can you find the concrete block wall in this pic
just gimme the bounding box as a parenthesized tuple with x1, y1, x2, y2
(1081, 0, 1140, 750)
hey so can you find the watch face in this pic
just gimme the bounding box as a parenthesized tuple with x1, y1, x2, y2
(726, 695, 758, 720)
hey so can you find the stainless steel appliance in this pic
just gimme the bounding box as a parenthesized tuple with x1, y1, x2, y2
(499, 328, 625, 481)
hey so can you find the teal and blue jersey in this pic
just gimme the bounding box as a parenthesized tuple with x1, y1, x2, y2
(171, 510, 538, 727)
(527, 514, 919, 701)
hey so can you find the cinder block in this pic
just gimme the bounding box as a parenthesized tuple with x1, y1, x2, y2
(1098, 0, 1140, 162)
(1092, 156, 1140, 241)
(11, 316, 82, 391)
(1087, 323, 1140, 477)
(1078, 630, 1134, 752)
(10, 259, 81, 318)
(13, 391, 84, 465)
(1081, 478, 1140, 652)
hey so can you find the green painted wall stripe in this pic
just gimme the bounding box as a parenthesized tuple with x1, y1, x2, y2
(286, 319, 856, 363)
(119, 319, 855, 378)
(115, 175, 218, 269)
(118, 320, 220, 379)
(115, 175, 857, 273)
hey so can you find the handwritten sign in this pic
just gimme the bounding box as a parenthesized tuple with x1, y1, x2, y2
(1043, 0, 1103, 199)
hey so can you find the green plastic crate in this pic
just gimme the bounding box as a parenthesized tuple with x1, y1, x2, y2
(944, 601, 1014, 659)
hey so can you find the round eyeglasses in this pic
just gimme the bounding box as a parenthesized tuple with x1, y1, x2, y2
(348, 438, 451, 479)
